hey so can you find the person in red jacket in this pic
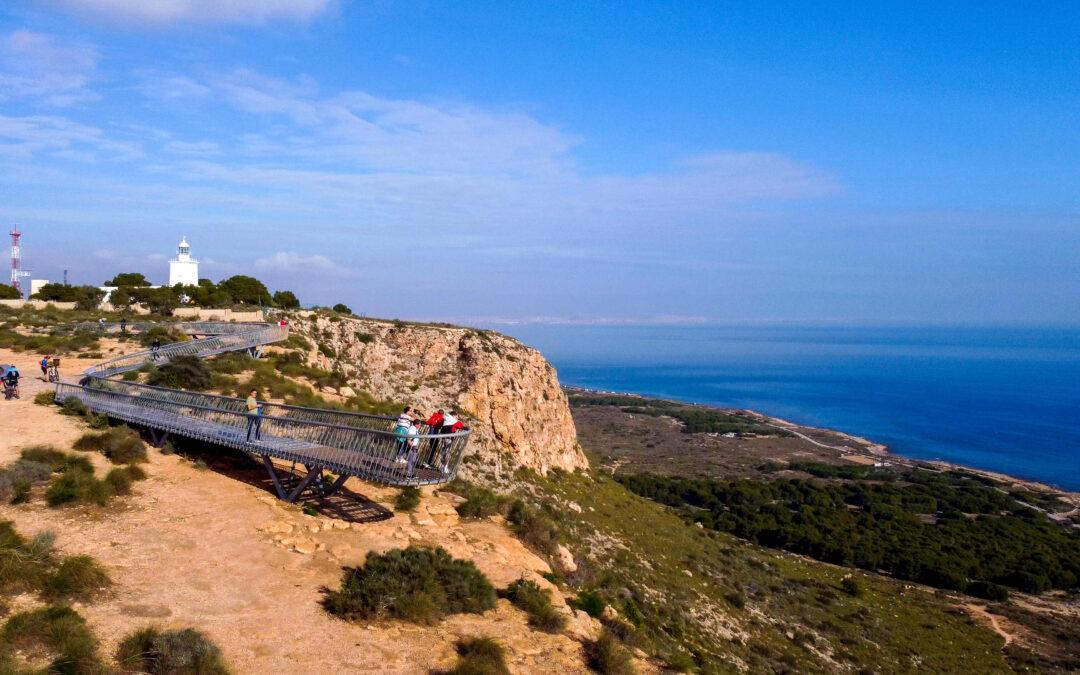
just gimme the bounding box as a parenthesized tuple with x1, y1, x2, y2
(422, 410, 444, 468)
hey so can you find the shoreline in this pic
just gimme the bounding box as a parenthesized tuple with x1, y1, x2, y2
(564, 385, 1080, 505)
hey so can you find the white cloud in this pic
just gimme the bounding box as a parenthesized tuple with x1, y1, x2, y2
(0, 113, 142, 160)
(51, 0, 335, 26)
(0, 29, 98, 106)
(254, 251, 349, 276)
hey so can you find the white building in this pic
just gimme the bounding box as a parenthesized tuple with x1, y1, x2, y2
(168, 236, 199, 287)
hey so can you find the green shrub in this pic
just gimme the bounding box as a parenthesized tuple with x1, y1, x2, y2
(586, 629, 636, 675)
(502, 578, 567, 633)
(146, 354, 213, 390)
(116, 626, 230, 675)
(323, 546, 496, 624)
(1, 606, 104, 675)
(73, 427, 147, 464)
(448, 637, 509, 675)
(86, 412, 110, 429)
(61, 396, 88, 416)
(840, 577, 862, 597)
(46, 468, 112, 507)
(570, 590, 606, 618)
(446, 480, 506, 519)
(42, 555, 111, 601)
(0, 522, 52, 593)
(394, 486, 421, 512)
(121, 370, 140, 381)
(19, 445, 68, 468)
(507, 500, 560, 555)
(33, 390, 56, 406)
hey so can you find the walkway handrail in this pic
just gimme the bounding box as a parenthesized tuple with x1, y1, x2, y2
(55, 320, 470, 489)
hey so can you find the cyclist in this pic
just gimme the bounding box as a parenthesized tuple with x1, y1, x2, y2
(3, 365, 20, 400)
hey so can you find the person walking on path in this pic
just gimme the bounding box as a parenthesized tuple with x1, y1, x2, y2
(245, 389, 263, 441)
(40, 355, 49, 380)
(120, 317, 127, 334)
(151, 338, 162, 360)
(98, 317, 106, 331)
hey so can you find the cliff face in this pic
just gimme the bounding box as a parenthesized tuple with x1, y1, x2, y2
(291, 313, 586, 475)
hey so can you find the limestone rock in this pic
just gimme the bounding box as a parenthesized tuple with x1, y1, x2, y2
(339, 386, 356, 398)
(555, 544, 577, 572)
(292, 314, 586, 474)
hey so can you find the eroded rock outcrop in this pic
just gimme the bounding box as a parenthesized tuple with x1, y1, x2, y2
(291, 313, 586, 475)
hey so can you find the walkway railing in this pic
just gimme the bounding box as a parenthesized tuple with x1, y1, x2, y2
(55, 320, 470, 495)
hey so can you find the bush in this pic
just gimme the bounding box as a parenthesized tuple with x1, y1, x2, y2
(502, 578, 567, 633)
(146, 355, 213, 390)
(448, 637, 509, 675)
(332, 303, 353, 315)
(841, 577, 862, 597)
(966, 580, 1010, 602)
(446, 480, 506, 519)
(394, 486, 421, 512)
(507, 500, 560, 555)
(116, 626, 230, 675)
(73, 427, 147, 464)
(323, 546, 496, 624)
(33, 390, 55, 406)
(0, 522, 53, 593)
(61, 396, 88, 416)
(585, 630, 636, 675)
(86, 412, 110, 429)
(46, 468, 112, 507)
(570, 590, 606, 618)
(42, 555, 111, 600)
(1, 606, 104, 674)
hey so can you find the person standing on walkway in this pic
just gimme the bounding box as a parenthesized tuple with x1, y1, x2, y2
(245, 389, 263, 441)
(120, 317, 127, 334)
(423, 409, 445, 467)
(151, 338, 161, 360)
(40, 355, 49, 379)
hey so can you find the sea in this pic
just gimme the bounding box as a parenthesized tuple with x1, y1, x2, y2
(494, 325, 1080, 492)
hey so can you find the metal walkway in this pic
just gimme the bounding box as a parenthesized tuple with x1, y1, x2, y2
(54, 322, 470, 500)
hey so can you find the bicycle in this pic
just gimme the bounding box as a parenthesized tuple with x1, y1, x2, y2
(47, 365, 60, 383)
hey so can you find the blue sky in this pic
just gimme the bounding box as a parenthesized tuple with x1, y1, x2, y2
(0, 1, 1077, 325)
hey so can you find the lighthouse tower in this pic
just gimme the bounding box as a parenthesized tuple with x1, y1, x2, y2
(168, 236, 199, 287)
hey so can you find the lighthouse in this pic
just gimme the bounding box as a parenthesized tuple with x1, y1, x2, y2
(168, 236, 199, 287)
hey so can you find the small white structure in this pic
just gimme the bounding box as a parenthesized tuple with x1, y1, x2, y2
(168, 236, 199, 287)
(29, 279, 50, 297)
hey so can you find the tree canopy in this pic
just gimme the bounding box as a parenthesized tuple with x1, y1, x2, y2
(104, 272, 151, 287)
(0, 285, 21, 300)
(218, 275, 271, 305)
(272, 290, 300, 309)
(30, 284, 105, 310)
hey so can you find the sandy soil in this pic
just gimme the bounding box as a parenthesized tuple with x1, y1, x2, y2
(0, 345, 610, 674)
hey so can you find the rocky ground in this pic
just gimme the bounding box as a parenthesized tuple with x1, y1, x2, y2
(0, 344, 645, 674)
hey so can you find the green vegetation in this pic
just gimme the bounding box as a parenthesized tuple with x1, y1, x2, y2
(73, 427, 148, 464)
(501, 578, 566, 633)
(585, 629, 636, 675)
(34, 389, 56, 406)
(0, 606, 104, 674)
(0, 285, 20, 300)
(448, 637, 509, 675)
(512, 470, 1010, 673)
(507, 499, 560, 555)
(618, 471, 1080, 597)
(0, 522, 110, 601)
(394, 486, 422, 512)
(30, 283, 106, 310)
(567, 392, 789, 436)
(116, 626, 230, 674)
(146, 354, 214, 390)
(105, 272, 152, 287)
(323, 546, 497, 625)
(443, 479, 507, 519)
(272, 290, 300, 309)
(332, 303, 353, 315)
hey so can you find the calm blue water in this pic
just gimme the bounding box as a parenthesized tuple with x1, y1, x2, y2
(494, 325, 1080, 491)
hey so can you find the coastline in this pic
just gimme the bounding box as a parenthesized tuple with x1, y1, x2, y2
(564, 385, 1080, 508)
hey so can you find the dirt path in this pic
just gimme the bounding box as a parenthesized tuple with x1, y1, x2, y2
(0, 345, 614, 674)
(964, 604, 1017, 649)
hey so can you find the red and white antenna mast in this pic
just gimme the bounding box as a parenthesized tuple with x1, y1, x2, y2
(9, 227, 21, 291)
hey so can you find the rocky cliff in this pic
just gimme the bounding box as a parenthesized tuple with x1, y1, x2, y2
(290, 313, 586, 475)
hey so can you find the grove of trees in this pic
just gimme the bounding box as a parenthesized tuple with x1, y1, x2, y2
(619, 470, 1080, 600)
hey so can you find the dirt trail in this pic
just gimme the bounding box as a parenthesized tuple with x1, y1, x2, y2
(964, 604, 1017, 649)
(0, 345, 619, 674)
